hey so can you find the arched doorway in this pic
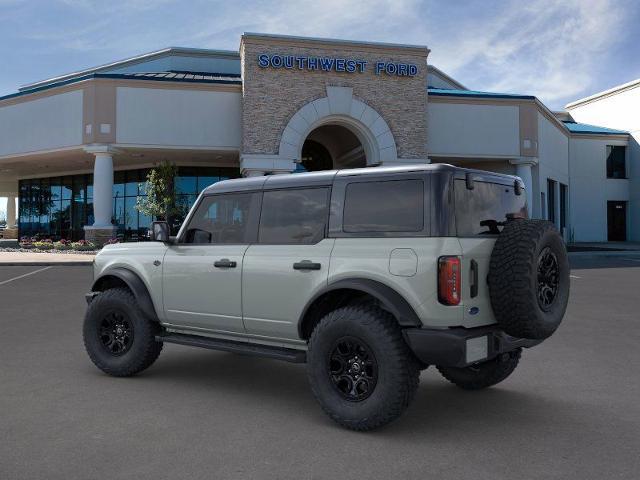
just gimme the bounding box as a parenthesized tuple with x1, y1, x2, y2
(299, 124, 366, 172)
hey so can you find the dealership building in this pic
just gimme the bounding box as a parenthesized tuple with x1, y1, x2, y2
(0, 33, 636, 243)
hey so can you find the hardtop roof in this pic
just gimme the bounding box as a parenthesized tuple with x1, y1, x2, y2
(202, 164, 523, 195)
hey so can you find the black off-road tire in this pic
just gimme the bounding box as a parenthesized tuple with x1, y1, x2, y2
(489, 219, 569, 340)
(307, 304, 420, 431)
(437, 349, 521, 390)
(83, 287, 163, 377)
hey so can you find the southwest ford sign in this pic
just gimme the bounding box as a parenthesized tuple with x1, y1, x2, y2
(257, 54, 418, 77)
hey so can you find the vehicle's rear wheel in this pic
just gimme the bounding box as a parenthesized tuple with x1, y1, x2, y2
(437, 349, 521, 390)
(307, 304, 420, 431)
(83, 287, 163, 377)
(489, 219, 570, 340)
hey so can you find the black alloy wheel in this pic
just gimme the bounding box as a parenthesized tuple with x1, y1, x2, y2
(328, 337, 378, 402)
(537, 247, 559, 310)
(83, 287, 163, 377)
(99, 310, 134, 356)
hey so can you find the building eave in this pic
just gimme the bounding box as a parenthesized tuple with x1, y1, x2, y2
(1, 73, 242, 105)
(19, 47, 241, 93)
(565, 78, 640, 109)
(427, 65, 467, 90)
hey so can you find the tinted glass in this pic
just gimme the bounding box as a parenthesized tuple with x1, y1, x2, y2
(455, 180, 527, 235)
(547, 179, 556, 223)
(259, 188, 329, 244)
(184, 193, 257, 244)
(606, 145, 626, 179)
(343, 180, 424, 233)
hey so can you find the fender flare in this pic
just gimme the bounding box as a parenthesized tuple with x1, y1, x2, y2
(298, 278, 422, 337)
(92, 267, 159, 321)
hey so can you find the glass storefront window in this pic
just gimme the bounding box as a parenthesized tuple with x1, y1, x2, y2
(62, 178, 72, 200)
(176, 175, 198, 195)
(18, 166, 239, 240)
(113, 171, 125, 199)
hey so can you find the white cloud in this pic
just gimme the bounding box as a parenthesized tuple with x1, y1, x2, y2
(4, 0, 634, 109)
(426, 0, 628, 107)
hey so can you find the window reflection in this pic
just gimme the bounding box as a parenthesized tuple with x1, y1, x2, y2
(17, 167, 239, 240)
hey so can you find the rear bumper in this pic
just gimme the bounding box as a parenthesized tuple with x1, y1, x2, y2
(403, 325, 542, 368)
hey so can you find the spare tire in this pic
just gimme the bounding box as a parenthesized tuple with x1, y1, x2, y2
(488, 219, 569, 340)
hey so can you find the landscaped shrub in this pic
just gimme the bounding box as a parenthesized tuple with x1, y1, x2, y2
(33, 239, 54, 250)
(71, 240, 97, 251)
(19, 236, 34, 249)
(54, 239, 73, 250)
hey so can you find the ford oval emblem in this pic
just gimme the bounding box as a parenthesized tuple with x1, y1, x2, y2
(468, 307, 480, 315)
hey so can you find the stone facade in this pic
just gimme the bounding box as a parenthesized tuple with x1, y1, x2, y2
(240, 34, 429, 162)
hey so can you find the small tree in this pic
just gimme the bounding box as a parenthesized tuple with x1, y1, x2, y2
(136, 161, 181, 231)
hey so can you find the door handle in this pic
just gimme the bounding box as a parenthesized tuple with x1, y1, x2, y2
(470, 259, 478, 298)
(214, 258, 237, 268)
(293, 261, 321, 271)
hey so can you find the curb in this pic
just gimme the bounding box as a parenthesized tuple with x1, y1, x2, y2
(568, 250, 640, 257)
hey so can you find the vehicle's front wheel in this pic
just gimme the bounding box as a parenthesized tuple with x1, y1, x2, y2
(307, 304, 420, 431)
(83, 287, 163, 377)
(436, 348, 521, 390)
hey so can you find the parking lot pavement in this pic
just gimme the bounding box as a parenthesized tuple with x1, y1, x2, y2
(1, 259, 639, 480)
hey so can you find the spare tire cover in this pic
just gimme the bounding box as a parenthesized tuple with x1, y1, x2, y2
(488, 219, 570, 340)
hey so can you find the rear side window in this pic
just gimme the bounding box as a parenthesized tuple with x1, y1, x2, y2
(454, 180, 527, 235)
(259, 188, 330, 244)
(343, 180, 424, 233)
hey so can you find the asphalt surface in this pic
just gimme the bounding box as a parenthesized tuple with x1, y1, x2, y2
(1, 256, 639, 480)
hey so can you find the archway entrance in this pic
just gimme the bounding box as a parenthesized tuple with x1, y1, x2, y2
(300, 124, 366, 172)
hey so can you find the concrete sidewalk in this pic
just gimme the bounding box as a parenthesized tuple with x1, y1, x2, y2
(568, 241, 640, 252)
(0, 251, 95, 266)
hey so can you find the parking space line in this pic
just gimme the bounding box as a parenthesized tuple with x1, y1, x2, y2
(570, 274, 581, 279)
(0, 266, 52, 286)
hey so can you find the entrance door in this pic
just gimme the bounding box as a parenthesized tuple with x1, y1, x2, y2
(607, 201, 627, 241)
(162, 192, 260, 334)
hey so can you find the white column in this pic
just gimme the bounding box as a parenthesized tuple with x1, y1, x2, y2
(510, 158, 537, 218)
(92, 152, 115, 227)
(6, 195, 16, 228)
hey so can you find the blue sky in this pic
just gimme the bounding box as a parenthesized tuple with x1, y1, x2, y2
(0, 0, 639, 109)
(1, 0, 639, 108)
(1, 0, 639, 216)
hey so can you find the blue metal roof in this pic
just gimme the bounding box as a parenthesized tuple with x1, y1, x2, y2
(562, 121, 628, 135)
(428, 87, 535, 100)
(0, 71, 242, 103)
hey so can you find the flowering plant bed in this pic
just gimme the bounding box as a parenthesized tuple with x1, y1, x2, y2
(0, 247, 98, 255)
(11, 237, 102, 254)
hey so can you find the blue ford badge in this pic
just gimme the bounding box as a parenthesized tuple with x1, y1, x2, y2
(469, 307, 480, 315)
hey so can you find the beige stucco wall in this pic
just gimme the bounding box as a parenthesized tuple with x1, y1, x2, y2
(0, 90, 83, 157)
(567, 85, 640, 241)
(427, 101, 520, 157)
(240, 35, 429, 160)
(116, 86, 242, 148)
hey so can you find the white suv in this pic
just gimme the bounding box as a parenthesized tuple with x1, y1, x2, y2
(83, 164, 569, 430)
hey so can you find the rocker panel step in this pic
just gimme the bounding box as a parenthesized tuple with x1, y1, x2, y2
(156, 333, 307, 363)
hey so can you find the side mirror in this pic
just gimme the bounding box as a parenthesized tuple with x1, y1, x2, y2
(150, 221, 170, 242)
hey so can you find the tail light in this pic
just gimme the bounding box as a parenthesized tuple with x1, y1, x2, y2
(438, 256, 461, 306)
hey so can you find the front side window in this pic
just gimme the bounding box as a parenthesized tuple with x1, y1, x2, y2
(606, 145, 626, 179)
(183, 193, 258, 244)
(343, 179, 424, 233)
(259, 188, 330, 244)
